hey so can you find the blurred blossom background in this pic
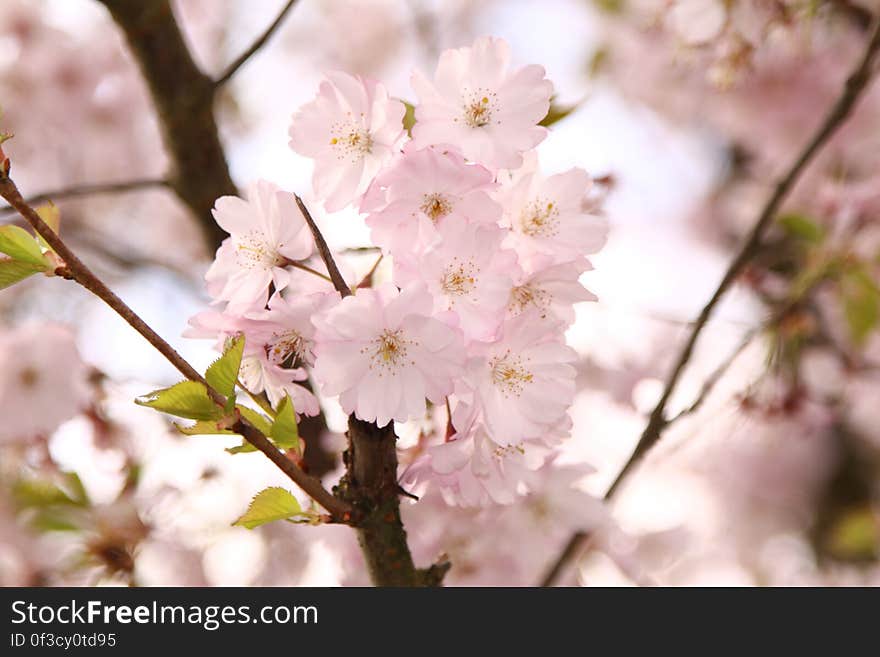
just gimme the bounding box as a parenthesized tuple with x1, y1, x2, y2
(2, 0, 880, 586)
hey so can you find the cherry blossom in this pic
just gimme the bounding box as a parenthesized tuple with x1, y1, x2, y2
(410, 36, 553, 170)
(508, 255, 597, 327)
(312, 283, 465, 427)
(289, 71, 406, 212)
(463, 312, 578, 445)
(0, 323, 92, 442)
(361, 143, 500, 255)
(498, 157, 608, 262)
(394, 215, 518, 341)
(204, 180, 313, 312)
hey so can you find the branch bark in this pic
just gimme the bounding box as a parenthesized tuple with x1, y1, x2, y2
(297, 195, 443, 586)
(96, 0, 236, 249)
(540, 17, 880, 587)
(0, 178, 168, 219)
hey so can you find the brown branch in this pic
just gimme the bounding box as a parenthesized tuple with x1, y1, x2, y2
(96, 0, 236, 250)
(0, 170, 350, 520)
(0, 178, 168, 219)
(295, 194, 439, 586)
(294, 195, 352, 297)
(540, 18, 880, 587)
(214, 0, 300, 87)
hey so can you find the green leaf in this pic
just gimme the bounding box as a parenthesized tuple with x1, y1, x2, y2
(540, 99, 579, 127)
(0, 225, 50, 267)
(34, 203, 61, 253)
(237, 405, 273, 436)
(206, 334, 244, 402)
(270, 394, 300, 451)
(402, 100, 416, 136)
(0, 258, 46, 290)
(12, 477, 85, 509)
(176, 420, 233, 436)
(233, 487, 302, 529)
(30, 509, 82, 532)
(226, 440, 257, 454)
(778, 213, 825, 244)
(135, 380, 221, 421)
(842, 266, 880, 346)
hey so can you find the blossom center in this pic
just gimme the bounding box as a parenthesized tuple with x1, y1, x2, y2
(489, 351, 534, 397)
(18, 366, 40, 388)
(460, 89, 498, 128)
(329, 119, 373, 163)
(420, 193, 453, 222)
(520, 198, 560, 238)
(236, 230, 284, 270)
(509, 284, 551, 317)
(365, 329, 414, 375)
(440, 257, 478, 300)
(266, 330, 308, 369)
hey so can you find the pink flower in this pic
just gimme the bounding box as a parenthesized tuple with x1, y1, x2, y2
(312, 283, 465, 427)
(498, 158, 608, 262)
(186, 294, 331, 416)
(361, 144, 500, 254)
(394, 216, 518, 341)
(410, 36, 553, 170)
(411, 402, 552, 506)
(289, 71, 406, 211)
(205, 180, 313, 312)
(0, 323, 92, 442)
(464, 312, 577, 444)
(508, 255, 597, 327)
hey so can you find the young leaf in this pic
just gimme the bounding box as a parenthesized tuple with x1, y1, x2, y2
(135, 380, 221, 421)
(270, 394, 300, 451)
(0, 259, 47, 290)
(34, 202, 61, 253)
(540, 99, 579, 127)
(206, 334, 245, 401)
(842, 266, 880, 346)
(402, 100, 416, 136)
(233, 487, 302, 529)
(176, 420, 233, 436)
(0, 225, 50, 267)
(779, 213, 825, 244)
(237, 405, 273, 437)
(226, 440, 257, 454)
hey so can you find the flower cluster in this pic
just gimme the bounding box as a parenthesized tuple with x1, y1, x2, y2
(190, 36, 607, 506)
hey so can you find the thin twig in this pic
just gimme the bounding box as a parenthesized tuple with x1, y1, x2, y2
(666, 328, 759, 424)
(284, 258, 334, 284)
(0, 171, 350, 520)
(294, 195, 352, 297)
(539, 19, 880, 587)
(214, 0, 300, 87)
(0, 178, 168, 219)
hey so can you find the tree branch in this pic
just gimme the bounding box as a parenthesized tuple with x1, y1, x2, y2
(214, 0, 300, 88)
(0, 178, 168, 219)
(0, 170, 350, 520)
(539, 17, 880, 587)
(296, 194, 439, 586)
(294, 195, 352, 297)
(96, 0, 236, 250)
